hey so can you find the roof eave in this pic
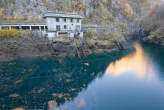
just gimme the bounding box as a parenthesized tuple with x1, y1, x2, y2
(43, 15, 84, 19)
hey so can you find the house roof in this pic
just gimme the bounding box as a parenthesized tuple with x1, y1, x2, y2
(43, 12, 84, 19)
(0, 22, 46, 26)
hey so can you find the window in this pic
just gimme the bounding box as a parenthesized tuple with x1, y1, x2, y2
(71, 18, 73, 23)
(64, 25, 67, 29)
(56, 25, 60, 31)
(64, 18, 66, 22)
(77, 19, 80, 23)
(56, 18, 59, 22)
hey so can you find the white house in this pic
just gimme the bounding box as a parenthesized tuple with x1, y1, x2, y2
(43, 12, 84, 40)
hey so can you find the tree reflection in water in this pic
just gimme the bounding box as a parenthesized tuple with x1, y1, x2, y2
(0, 56, 110, 110)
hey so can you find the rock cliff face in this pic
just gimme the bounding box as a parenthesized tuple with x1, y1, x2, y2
(141, 3, 164, 46)
(0, 0, 159, 26)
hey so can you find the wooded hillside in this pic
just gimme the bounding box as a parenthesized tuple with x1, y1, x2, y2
(0, 0, 160, 26)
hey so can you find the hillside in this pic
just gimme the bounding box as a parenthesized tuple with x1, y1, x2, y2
(141, 2, 164, 46)
(0, 0, 162, 61)
(0, 0, 160, 28)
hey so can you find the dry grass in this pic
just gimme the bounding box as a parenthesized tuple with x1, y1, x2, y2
(53, 34, 70, 42)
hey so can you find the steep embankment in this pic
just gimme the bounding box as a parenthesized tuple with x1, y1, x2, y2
(0, 30, 128, 62)
(0, 33, 52, 62)
(141, 3, 164, 46)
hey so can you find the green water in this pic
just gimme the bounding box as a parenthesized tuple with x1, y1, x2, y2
(0, 42, 164, 110)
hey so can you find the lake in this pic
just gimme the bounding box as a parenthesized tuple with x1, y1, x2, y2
(0, 42, 164, 110)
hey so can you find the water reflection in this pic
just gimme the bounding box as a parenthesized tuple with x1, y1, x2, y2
(2, 42, 164, 110)
(0, 57, 105, 110)
(105, 43, 154, 79)
(12, 108, 24, 110)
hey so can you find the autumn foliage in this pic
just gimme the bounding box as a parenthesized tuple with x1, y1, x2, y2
(148, 4, 160, 17)
(0, 29, 24, 38)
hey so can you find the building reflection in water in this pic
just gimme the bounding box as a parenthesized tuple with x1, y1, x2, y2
(105, 43, 154, 79)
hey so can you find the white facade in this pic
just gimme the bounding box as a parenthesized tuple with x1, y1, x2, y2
(43, 12, 83, 39)
(45, 17, 82, 32)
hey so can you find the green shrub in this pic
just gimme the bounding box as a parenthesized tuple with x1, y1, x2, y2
(0, 29, 24, 38)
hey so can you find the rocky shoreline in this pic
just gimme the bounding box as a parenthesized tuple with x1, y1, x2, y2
(0, 31, 128, 62)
